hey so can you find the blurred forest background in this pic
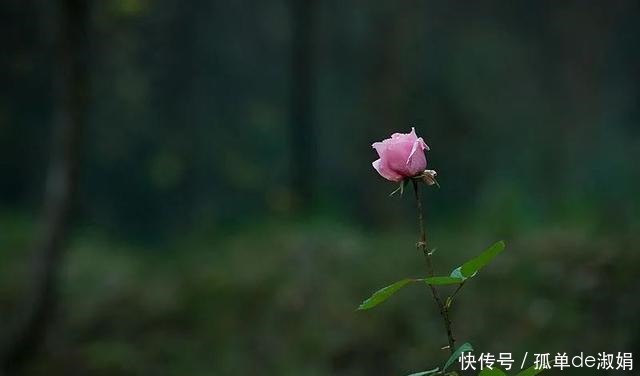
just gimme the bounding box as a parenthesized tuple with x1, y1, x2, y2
(1, 0, 639, 375)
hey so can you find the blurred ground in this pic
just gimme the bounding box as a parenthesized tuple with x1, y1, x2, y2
(2, 211, 638, 375)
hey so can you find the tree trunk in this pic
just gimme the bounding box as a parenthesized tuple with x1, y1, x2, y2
(0, 0, 88, 371)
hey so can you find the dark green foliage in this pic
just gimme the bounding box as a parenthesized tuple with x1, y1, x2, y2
(1, 0, 640, 374)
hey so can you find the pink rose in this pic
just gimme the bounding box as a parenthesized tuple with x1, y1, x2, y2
(372, 127, 430, 182)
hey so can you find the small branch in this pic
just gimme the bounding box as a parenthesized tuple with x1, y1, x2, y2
(412, 180, 456, 355)
(445, 281, 466, 310)
(451, 281, 466, 301)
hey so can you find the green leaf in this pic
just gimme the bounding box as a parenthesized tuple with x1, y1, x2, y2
(357, 279, 417, 310)
(406, 367, 439, 376)
(515, 364, 546, 376)
(449, 267, 465, 279)
(450, 241, 506, 279)
(424, 276, 464, 285)
(479, 368, 507, 376)
(443, 342, 473, 371)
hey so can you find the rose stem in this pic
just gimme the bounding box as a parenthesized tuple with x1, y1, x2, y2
(412, 179, 456, 356)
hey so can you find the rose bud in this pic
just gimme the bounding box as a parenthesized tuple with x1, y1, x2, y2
(372, 127, 430, 182)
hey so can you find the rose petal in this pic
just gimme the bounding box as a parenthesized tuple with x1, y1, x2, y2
(417, 136, 429, 151)
(372, 159, 403, 182)
(383, 141, 415, 175)
(406, 140, 427, 175)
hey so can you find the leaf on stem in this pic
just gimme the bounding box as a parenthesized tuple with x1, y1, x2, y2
(443, 342, 474, 372)
(357, 278, 419, 310)
(449, 241, 506, 280)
